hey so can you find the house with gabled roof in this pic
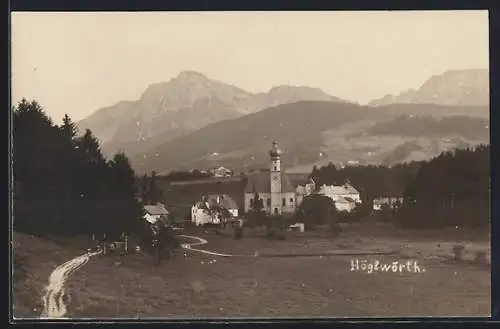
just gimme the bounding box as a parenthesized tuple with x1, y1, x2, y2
(143, 203, 170, 225)
(318, 182, 362, 212)
(191, 194, 239, 226)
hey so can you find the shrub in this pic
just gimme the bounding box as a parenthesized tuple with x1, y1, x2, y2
(234, 226, 243, 240)
(297, 194, 338, 229)
(337, 211, 351, 223)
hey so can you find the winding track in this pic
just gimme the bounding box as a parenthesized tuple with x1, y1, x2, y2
(178, 234, 398, 258)
(179, 235, 239, 257)
(40, 251, 101, 319)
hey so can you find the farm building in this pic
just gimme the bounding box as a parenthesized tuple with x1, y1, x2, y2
(318, 182, 362, 213)
(191, 194, 239, 226)
(143, 203, 169, 225)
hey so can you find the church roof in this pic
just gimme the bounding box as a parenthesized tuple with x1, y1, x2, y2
(244, 171, 296, 193)
(206, 194, 238, 210)
(286, 173, 314, 188)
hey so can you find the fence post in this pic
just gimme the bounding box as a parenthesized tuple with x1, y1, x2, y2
(103, 233, 107, 255)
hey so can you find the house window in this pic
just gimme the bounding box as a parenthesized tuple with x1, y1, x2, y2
(290, 197, 294, 203)
(273, 166, 277, 171)
(267, 198, 271, 207)
(250, 198, 254, 207)
(274, 208, 279, 214)
(282, 198, 286, 206)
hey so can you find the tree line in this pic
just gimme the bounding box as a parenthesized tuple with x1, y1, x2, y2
(311, 144, 489, 229)
(397, 144, 489, 229)
(311, 161, 422, 204)
(13, 99, 143, 240)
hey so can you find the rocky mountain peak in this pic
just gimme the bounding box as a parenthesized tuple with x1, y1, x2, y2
(176, 70, 209, 83)
(368, 69, 489, 107)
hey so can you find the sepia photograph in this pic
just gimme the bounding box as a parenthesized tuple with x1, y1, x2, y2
(10, 10, 490, 320)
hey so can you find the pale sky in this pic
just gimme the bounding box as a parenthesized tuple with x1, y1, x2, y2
(11, 11, 489, 122)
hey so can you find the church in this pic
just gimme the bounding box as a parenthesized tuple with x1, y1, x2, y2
(243, 141, 316, 216)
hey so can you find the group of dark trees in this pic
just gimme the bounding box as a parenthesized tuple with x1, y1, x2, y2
(13, 99, 143, 241)
(137, 171, 163, 205)
(311, 161, 422, 205)
(398, 145, 489, 229)
(295, 194, 338, 230)
(311, 144, 490, 230)
(161, 170, 212, 182)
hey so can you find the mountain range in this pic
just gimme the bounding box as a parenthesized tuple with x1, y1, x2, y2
(77, 70, 349, 158)
(77, 69, 489, 174)
(368, 69, 489, 107)
(130, 101, 488, 174)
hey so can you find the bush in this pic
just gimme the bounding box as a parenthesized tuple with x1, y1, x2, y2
(337, 211, 351, 223)
(234, 226, 243, 240)
(297, 194, 337, 229)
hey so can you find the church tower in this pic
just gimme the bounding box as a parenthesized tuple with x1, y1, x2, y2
(269, 140, 282, 215)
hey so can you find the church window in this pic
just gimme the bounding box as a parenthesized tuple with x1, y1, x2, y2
(282, 198, 286, 206)
(273, 166, 277, 171)
(250, 198, 254, 207)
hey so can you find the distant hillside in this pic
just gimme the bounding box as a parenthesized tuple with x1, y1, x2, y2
(367, 115, 489, 140)
(131, 101, 489, 174)
(369, 69, 489, 107)
(77, 71, 349, 158)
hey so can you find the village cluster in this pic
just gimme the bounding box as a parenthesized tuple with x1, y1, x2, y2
(142, 141, 403, 229)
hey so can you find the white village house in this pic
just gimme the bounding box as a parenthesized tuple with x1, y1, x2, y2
(191, 194, 239, 226)
(143, 203, 169, 225)
(373, 196, 404, 211)
(211, 166, 234, 178)
(318, 182, 362, 213)
(295, 178, 317, 206)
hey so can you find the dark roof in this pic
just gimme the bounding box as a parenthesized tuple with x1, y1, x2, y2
(206, 194, 238, 210)
(286, 173, 314, 187)
(244, 171, 295, 193)
(144, 204, 169, 216)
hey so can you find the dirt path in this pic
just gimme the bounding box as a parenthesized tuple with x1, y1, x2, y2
(179, 235, 237, 257)
(40, 251, 101, 319)
(178, 234, 399, 258)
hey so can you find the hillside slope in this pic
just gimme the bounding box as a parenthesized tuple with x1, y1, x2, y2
(131, 101, 489, 174)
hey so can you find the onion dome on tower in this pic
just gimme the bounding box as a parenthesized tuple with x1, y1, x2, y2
(269, 140, 282, 158)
